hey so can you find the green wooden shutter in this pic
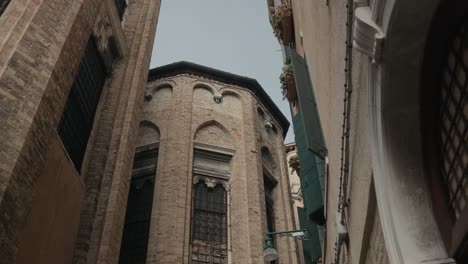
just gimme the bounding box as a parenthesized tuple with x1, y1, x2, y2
(293, 113, 325, 225)
(298, 207, 322, 264)
(288, 48, 327, 159)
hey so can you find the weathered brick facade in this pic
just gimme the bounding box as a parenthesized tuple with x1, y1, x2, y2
(137, 62, 298, 263)
(0, 0, 160, 263)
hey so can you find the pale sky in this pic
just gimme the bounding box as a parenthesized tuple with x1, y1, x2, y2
(150, 0, 294, 142)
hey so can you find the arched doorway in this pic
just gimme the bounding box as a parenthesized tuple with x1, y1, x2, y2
(421, 1, 468, 261)
(367, 0, 462, 263)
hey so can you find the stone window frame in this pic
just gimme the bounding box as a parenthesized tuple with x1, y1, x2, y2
(190, 143, 234, 264)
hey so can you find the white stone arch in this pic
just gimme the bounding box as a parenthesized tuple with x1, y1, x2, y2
(364, 0, 456, 263)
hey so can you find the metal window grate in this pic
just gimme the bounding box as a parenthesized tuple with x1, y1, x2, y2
(58, 37, 107, 173)
(439, 18, 468, 221)
(0, 0, 11, 16)
(118, 148, 157, 264)
(192, 182, 227, 264)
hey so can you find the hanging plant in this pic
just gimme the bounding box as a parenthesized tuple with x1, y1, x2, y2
(280, 59, 296, 102)
(289, 154, 300, 175)
(272, 4, 294, 45)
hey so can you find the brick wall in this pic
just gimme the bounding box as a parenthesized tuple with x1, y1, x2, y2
(0, 1, 103, 263)
(72, 0, 161, 263)
(141, 73, 297, 263)
(0, 0, 161, 263)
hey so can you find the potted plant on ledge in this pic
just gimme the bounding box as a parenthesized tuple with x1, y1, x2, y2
(272, 4, 294, 45)
(289, 154, 300, 176)
(280, 59, 296, 102)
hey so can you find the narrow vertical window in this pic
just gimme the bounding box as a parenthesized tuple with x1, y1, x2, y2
(261, 147, 278, 262)
(191, 182, 227, 263)
(119, 144, 158, 264)
(264, 175, 276, 235)
(191, 147, 232, 264)
(58, 37, 107, 173)
(264, 173, 277, 261)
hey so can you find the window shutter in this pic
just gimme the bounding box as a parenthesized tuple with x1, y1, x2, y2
(288, 48, 327, 159)
(298, 207, 322, 264)
(293, 113, 325, 225)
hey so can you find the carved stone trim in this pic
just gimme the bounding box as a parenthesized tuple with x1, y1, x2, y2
(214, 92, 222, 103)
(193, 142, 235, 156)
(222, 182, 231, 192)
(353, 6, 385, 63)
(92, 0, 128, 71)
(144, 90, 153, 101)
(193, 175, 230, 191)
(193, 175, 202, 185)
(353, 0, 369, 8)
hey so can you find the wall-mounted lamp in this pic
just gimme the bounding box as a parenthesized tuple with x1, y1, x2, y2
(264, 229, 310, 262)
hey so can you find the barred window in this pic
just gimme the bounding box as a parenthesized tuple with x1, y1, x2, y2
(422, 3, 468, 261)
(191, 182, 227, 264)
(439, 19, 468, 221)
(193, 182, 227, 242)
(191, 146, 231, 264)
(119, 146, 158, 264)
(58, 37, 107, 173)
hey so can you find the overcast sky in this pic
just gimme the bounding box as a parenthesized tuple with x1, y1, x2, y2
(150, 0, 294, 142)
